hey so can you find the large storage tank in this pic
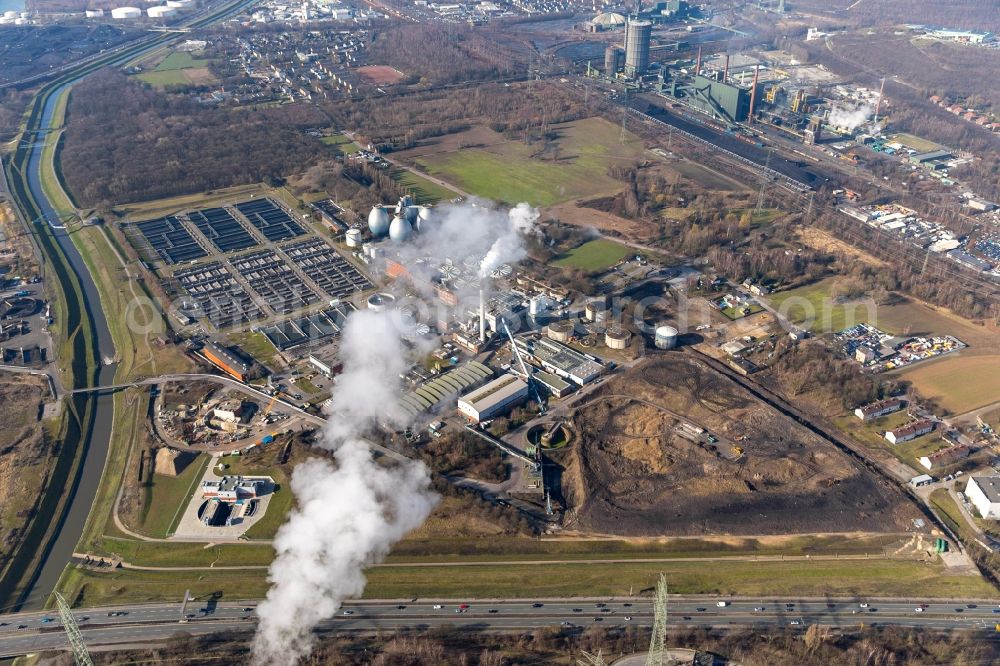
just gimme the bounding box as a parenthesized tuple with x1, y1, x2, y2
(529, 295, 548, 316)
(85, 8, 105, 16)
(367, 206, 390, 237)
(147, 5, 178, 17)
(414, 205, 433, 232)
(111, 6, 143, 18)
(654, 325, 678, 350)
(547, 320, 575, 343)
(605, 327, 632, 350)
(388, 215, 412, 242)
(624, 19, 652, 77)
(4, 10, 18, 17)
(585, 296, 608, 323)
(345, 227, 363, 247)
(166, 0, 193, 8)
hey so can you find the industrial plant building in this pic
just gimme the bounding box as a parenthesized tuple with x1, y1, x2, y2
(965, 477, 1000, 519)
(400, 361, 494, 417)
(513, 336, 604, 386)
(667, 74, 759, 124)
(201, 476, 264, 502)
(203, 342, 251, 382)
(457, 373, 530, 422)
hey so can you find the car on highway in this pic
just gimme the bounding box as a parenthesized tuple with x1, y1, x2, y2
(595, 603, 606, 608)
(696, 608, 706, 612)
(753, 607, 765, 612)
(242, 607, 254, 612)
(623, 603, 632, 607)
(859, 603, 869, 608)
(682, 616, 691, 620)
(992, 609, 1000, 614)
(458, 604, 469, 610)
(107, 611, 127, 617)
(560, 621, 572, 626)
(488, 609, 498, 614)
(572, 608, 582, 613)
(396, 605, 407, 610)
(433, 605, 443, 610)
(40, 617, 54, 623)
(790, 620, 801, 626)
(532, 603, 543, 608)
(342, 610, 354, 616)
(454, 609, 466, 614)
(915, 607, 924, 612)
(17, 625, 27, 630)
(593, 617, 603, 622)
(624, 616, 632, 621)
(185, 614, 196, 619)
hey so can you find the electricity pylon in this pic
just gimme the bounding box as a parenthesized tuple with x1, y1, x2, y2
(644, 573, 669, 666)
(55, 592, 94, 666)
(578, 649, 608, 666)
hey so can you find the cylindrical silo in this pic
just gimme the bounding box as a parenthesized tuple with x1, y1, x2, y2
(654, 325, 678, 350)
(605, 327, 632, 350)
(345, 228, 363, 247)
(624, 19, 652, 78)
(547, 320, 575, 343)
(147, 5, 177, 18)
(604, 45, 624, 75)
(111, 6, 143, 19)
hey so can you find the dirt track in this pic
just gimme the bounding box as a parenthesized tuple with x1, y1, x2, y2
(563, 355, 924, 537)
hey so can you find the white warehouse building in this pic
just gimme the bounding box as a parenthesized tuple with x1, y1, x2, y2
(965, 476, 1000, 520)
(457, 374, 529, 422)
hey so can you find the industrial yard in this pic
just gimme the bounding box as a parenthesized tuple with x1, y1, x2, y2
(563, 355, 925, 536)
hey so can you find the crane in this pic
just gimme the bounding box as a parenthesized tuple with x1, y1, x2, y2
(500, 318, 545, 414)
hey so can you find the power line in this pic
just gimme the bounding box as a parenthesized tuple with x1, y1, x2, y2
(644, 573, 669, 666)
(55, 591, 94, 666)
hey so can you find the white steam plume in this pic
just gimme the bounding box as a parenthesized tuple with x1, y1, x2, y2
(252, 309, 439, 665)
(828, 103, 873, 132)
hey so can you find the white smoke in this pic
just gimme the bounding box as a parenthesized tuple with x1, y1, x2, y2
(391, 200, 539, 304)
(252, 309, 439, 665)
(828, 102, 873, 132)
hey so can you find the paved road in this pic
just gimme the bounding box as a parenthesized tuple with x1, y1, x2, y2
(2, 597, 999, 657)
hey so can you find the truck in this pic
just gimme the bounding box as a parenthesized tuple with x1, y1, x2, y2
(716, 601, 729, 607)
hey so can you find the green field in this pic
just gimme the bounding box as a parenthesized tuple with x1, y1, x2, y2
(136, 70, 192, 87)
(55, 556, 994, 608)
(155, 51, 210, 71)
(768, 278, 877, 334)
(320, 133, 363, 156)
(390, 168, 458, 204)
(135, 454, 209, 538)
(899, 354, 1000, 414)
(552, 238, 631, 271)
(411, 117, 644, 206)
(720, 303, 765, 320)
(888, 133, 945, 154)
(136, 51, 212, 88)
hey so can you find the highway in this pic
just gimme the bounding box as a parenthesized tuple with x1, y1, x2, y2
(2, 597, 1000, 657)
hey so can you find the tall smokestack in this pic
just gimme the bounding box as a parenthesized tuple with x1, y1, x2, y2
(873, 77, 885, 124)
(723, 54, 729, 83)
(747, 65, 759, 124)
(479, 287, 486, 344)
(695, 47, 702, 77)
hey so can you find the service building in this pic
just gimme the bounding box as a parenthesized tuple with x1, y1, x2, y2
(457, 373, 529, 422)
(966, 476, 1000, 519)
